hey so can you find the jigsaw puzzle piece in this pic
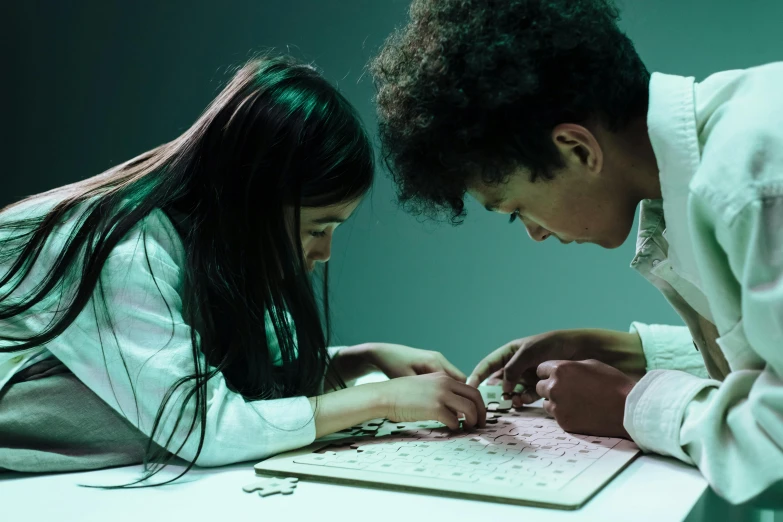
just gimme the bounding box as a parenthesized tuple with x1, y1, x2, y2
(432, 465, 481, 483)
(293, 453, 335, 466)
(243, 477, 299, 497)
(527, 436, 580, 449)
(478, 385, 513, 407)
(562, 445, 610, 459)
(322, 456, 370, 470)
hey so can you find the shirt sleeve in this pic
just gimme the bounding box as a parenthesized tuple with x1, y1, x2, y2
(625, 195, 783, 504)
(45, 211, 316, 467)
(630, 322, 709, 378)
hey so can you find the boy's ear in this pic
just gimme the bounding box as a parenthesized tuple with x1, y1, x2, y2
(551, 123, 603, 174)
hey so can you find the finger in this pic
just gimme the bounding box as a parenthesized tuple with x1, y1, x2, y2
(447, 394, 479, 430)
(467, 342, 519, 388)
(517, 389, 541, 405)
(536, 360, 565, 380)
(486, 369, 504, 385)
(535, 378, 553, 400)
(542, 399, 555, 417)
(435, 407, 461, 431)
(438, 355, 467, 383)
(501, 345, 540, 395)
(501, 372, 516, 396)
(451, 382, 487, 427)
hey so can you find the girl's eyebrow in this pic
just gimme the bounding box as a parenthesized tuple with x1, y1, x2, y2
(311, 215, 346, 224)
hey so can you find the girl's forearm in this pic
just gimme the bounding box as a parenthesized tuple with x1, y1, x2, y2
(309, 382, 387, 438)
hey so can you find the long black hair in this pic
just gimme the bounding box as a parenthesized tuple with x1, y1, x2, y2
(0, 54, 374, 484)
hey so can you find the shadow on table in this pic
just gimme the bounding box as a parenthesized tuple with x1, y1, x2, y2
(684, 481, 783, 522)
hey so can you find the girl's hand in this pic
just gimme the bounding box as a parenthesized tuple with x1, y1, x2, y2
(376, 372, 486, 430)
(364, 343, 467, 382)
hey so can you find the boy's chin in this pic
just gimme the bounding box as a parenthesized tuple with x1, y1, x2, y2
(599, 238, 625, 249)
(600, 225, 635, 249)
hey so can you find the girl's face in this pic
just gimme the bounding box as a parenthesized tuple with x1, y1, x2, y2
(298, 197, 362, 272)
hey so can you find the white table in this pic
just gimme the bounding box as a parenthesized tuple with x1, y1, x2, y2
(1, 453, 708, 522)
(2, 372, 779, 522)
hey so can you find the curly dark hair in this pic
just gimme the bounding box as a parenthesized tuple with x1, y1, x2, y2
(371, 0, 650, 223)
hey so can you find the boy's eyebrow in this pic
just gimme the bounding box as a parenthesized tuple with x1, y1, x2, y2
(484, 197, 503, 212)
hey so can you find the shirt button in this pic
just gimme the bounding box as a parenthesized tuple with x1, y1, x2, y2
(652, 259, 660, 267)
(11, 355, 24, 364)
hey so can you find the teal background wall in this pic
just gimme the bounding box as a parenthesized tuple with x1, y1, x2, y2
(6, 1, 783, 375)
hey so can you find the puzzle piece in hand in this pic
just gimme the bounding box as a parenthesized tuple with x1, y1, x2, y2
(243, 476, 299, 497)
(479, 385, 513, 411)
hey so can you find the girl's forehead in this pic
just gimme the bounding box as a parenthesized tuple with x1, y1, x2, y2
(301, 198, 362, 222)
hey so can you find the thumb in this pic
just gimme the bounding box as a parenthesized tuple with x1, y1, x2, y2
(502, 371, 517, 396)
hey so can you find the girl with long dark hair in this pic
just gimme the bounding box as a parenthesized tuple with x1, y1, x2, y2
(0, 55, 485, 485)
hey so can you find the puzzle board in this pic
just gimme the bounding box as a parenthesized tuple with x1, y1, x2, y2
(254, 387, 639, 509)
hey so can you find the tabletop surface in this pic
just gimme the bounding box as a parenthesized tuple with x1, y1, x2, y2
(0, 451, 709, 522)
(0, 372, 715, 522)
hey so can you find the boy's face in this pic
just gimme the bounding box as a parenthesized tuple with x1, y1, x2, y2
(468, 123, 645, 249)
(468, 158, 638, 250)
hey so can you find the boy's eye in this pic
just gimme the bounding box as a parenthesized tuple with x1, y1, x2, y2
(508, 210, 520, 224)
(310, 230, 327, 238)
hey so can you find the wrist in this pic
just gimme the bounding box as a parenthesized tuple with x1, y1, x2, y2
(311, 382, 389, 438)
(613, 331, 646, 374)
(618, 380, 635, 439)
(362, 381, 392, 419)
(332, 343, 379, 381)
(579, 329, 646, 374)
(351, 342, 380, 366)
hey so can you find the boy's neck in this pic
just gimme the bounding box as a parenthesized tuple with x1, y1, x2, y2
(614, 117, 662, 202)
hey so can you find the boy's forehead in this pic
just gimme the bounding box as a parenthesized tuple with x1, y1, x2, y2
(467, 182, 507, 211)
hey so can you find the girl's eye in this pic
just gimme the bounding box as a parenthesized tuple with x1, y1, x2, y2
(508, 210, 520, 224)
(310, 230, 327, 238)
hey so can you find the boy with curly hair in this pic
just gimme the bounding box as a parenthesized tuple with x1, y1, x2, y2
(371, 0, 783, 504)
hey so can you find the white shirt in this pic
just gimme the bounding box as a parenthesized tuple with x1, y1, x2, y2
(0, 196, 319, 466)
(624, 63, 783, 503)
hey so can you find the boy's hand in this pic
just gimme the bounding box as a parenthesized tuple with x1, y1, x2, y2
(364, 343, 467, 382)
(466, 329, 645, 407)
(377, 372, 486, 430)
(536, 359, 634, 438)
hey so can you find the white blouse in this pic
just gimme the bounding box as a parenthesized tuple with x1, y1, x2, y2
(0, 196, 318, 466)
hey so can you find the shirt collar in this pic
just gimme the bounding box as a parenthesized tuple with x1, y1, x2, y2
(635, 199, 665, 252)
(647, 72, 702, 190)
(644, 72, 704, 287)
